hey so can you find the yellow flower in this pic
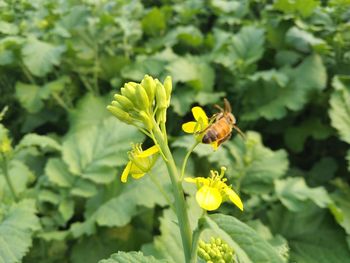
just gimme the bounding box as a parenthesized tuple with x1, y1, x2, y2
(182, 106, 209, 134)
(121, 144, 159, 183)
(185, 167, 243, 211)
(182, 106, 219, 150)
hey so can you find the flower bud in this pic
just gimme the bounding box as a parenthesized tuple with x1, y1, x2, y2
(107, 105, 133, 124)
(163, 76, 172, 106)
(135, 84, 150, 111)
(141, 75, 156, 104)
(122, 83, 137, 102)
(114, 94, 134, 110)
(139, 111, 153, 130)
(155, 81, 167, 109)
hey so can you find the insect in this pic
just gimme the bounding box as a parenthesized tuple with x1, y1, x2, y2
(201, 98, 244, 147)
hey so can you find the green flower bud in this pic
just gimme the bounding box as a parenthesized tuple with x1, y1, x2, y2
(122, 83, 137, 102)
(199, 240, 206, 248)
(208, 248, 217, 258)
(218, 259, 225, 263)
(141, 75, 156, 104)
(135, 84, 150, 111)
(114, 94, 134, 110)
(215, 238, 222, 246)
(155, 81, 167, 109)
(198, 248, 211, 261)
(107, 105, 133, 124)
(139, 111, 153, 130)
(163, 76, 172, 105)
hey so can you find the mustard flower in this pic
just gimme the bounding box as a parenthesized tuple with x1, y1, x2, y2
(121, 144, 159, 183)
(185, 167, 243, 211)
(182, 106, 219, 150)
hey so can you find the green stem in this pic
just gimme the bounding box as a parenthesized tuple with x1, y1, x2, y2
(0, 154, 18, 202)
(20, 63, 36, 84)
(190, 212, 206, 263)
(52, 93, 71, 112)
(180, 141, 199, 181)
(148, 172, 175, 213)
(151, 121, 192, 262)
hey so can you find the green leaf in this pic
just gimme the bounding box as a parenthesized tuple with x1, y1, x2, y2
(141, 7, 166, 36)
(45, 158, 74, 188)
(45, 158, 97, 198)
(248, 69, 289, 87)
(166, 56, 215, 92)
(69, 93, 111, 133)
(286, 27, 329, 53)
(242, 54, 326, 120)
(94, 161, 170, 227)
(0, 21, 19, 35)
(274, 0, 319, 18)
(232, 26, 265, 66)
(268, 205, 350, 263)
(284, 118, 332, 153)
(227, 132, 289, 194)
(15, 82, 44, 113)
(329, 75, 350, 144)
(0, 160, 34, 199)
(99, 251, 164, 263)
(22, 38, 65, 77)
(0, 199, 40, 263)
(275, 177, 332, 211)
(58, 199, 74, 222)
(206, 214, 285, 263)
(17, 133, 61, 152)
(62, 117, 143, 184)
(329, 180, 350, 235)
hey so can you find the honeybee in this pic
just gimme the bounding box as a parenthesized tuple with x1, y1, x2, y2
(201, 99, 244, 146)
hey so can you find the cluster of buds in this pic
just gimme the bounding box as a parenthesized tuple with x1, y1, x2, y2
(107, 75, 172, 131)
(198, 237, 235, 263)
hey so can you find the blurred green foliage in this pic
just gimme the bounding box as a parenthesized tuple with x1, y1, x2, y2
(0, 0, 350, 262)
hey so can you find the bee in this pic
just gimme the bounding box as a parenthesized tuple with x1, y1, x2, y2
(201, 99, 244, 147)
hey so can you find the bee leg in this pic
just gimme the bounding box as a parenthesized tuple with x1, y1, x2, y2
(233, 125, 246, 139)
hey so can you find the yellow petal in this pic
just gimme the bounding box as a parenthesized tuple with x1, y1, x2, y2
(135, 145, 159, 158)
(184, 177, 209, 185)
(211, 141, 218, 151)
(192, 107, 208, 126)
(196, 185, 222, 211)
(184, 177, 197, 183)
(121, 161, 132, 183)
(225, 187, 244, 211)
(131, 173, 146, 179)
(182, 121, 198, 133)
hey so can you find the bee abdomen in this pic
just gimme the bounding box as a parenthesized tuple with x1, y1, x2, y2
(202, 129, 218, 144)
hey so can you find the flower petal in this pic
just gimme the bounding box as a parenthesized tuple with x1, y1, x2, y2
(131, 172, 146, 179)
(196, 185, 222, 211)
(225, 187, 244, 211)
(184, 177, 210, 185)
(121, 161, 132, 183)
(192, 107, 208, 126)
(135, 145, 159, 158)
(182, 121, 198, 133)
(211, 141, 218, 151)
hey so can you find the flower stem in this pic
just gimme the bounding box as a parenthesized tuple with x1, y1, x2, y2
(152, 122, 192, 262)
(0, 154, 18, 202)
(190, 212, 206, 263)
(180, 141, 199, 181)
